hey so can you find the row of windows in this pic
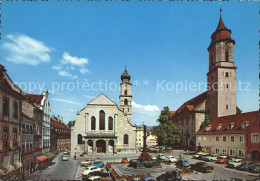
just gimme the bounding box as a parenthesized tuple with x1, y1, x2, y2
(2, 97, 19, 118)
(90, 111, 113, 130)
(198, 135, 244, 143)
(215, 148, 245, 158)
(210, 50, 230, 66)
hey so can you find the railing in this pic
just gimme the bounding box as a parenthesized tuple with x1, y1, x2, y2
(85, 132, 116, 138)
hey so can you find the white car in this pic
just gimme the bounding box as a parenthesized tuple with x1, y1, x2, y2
(227, 159, 243, 168)
(81, 159, 94, 166)
(86, 176, 102, 181)
(157, 154, 166, 160)
(192, 152, 208, 159)
(82, 166, 103, 176)
(165, 156, 177, 163)
(62, 155, 68, 161)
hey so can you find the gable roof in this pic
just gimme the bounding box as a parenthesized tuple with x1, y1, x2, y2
(87, 94, 117, 106)
(25, 94, 43, 105)
(197, 111, 260, 135)
(175, 91, 207, 115)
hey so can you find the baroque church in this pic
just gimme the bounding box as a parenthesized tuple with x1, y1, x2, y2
(70, 67, 138, 156)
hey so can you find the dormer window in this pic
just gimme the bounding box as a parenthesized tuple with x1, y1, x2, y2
(216, 123, 222, 131)
(241, 123, 245, 129)
(206, 124, 212, 131)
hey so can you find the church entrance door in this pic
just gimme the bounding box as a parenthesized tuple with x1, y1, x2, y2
(96, 140, 106, 153)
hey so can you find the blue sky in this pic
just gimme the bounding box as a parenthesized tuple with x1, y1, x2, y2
(1, 1, 258, 126)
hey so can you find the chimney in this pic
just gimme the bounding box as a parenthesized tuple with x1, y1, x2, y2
(61, 117, 63, 123)
(58, 115, 60, 122)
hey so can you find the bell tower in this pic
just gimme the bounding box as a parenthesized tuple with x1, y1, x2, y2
(119, 65, 132, 123)
(206, 9, 237, 122)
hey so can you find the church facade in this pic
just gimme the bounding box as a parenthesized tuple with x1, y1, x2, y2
(70, 67, 138, 156)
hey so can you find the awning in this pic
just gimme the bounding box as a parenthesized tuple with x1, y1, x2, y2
(44, 152, 55, 159)
(36, 155, 48, 162)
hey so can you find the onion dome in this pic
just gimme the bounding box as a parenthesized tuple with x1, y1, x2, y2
(121, 65, 131, 81)
(208, 12, 235, 50)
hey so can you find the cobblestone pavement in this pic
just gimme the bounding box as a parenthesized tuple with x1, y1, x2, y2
(26, 150, 260, 180)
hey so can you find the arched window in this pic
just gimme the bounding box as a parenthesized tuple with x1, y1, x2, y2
(211, 55, 214, 66)
(124, 89, 127, 95)
(124, 134, 129, 144)
(77, 134, 82, 144)
(108, 117, 113, 130)
(91, 116, 96, 130)
(99, 110, 105, 130)
(124, 99, 128, 106)
(225, 51, 229, 62)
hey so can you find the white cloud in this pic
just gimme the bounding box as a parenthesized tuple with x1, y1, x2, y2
(58, 70, 78, 79)
(84, 95, 96, 99)
(51, 98, 80, 105)
(80, 68, 90, 74)
(132, 101, 160, 112)
(3, 34, 52, 66)
(51, 65, 62, 70)
(62, 52, 88, 66)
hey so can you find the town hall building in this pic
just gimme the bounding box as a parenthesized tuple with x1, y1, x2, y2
(70, 67, 138, 156)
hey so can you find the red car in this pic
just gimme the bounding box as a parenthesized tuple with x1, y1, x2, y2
(216, 156, 229, 164)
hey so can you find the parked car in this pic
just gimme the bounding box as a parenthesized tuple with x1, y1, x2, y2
(216, 156, 229, 164)
(190, 162, 214, 173)
(85, 161, 105, 168)
(176, 159, 190, 167)
(140, 176, 156, 181)
(237, 161, 253, 171)
(157, 154, 166, 160)
(165, 146, 173, 150)
(203, 154, 219, 162)
(85, 176, 102, 181)
(81, 159, 95, 166)
(156, 169, 182, 181)
(151, 155, 157, 160)
(89, 171, 109, 177)
(192, 152, 208, 159)
(249, 163, 260, 173)
(82, 166, 104, 176)
(165, 156, 177, 163)
(121, 157, 129, 163)
(198, 154, 210, 160)
(62, 154, 68, 161)
(226, 158, 243, 168)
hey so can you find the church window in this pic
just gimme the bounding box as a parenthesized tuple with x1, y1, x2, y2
(211, 55, 214, 66)
(226, 84, 229, 88)
(124, 89, 127, 95)
(124, 99, 128, 106)
(77, 134, 83, 144)
(225, 72, 229, 77)
(226, 105, 228, 110)
(99, 110, 105, 130)
(225, 51, 229, 62)
(124, 134, 129, 144)
(91, 116, 96, 130)
(108, 117, 113, 130)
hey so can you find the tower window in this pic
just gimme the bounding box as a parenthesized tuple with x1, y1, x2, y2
(124, 89, 127, 95)
(124, 99, 128, 106)
(225, 72, 229, 77)
(211, 55, 214, 66)
(225, 51, 229, 62)
(77, 134, 83, 144)
(226, 105, 228, 110)
(124, 134, 129, 144)
(99, 110, 105, 130)
(226, 84, 229, 88)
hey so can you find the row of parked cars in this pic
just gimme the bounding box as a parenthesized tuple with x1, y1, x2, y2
(80, 159, 109, 181)
(192, 152, 260, 173)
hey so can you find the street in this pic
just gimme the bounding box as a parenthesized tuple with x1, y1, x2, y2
(25, 150, 259, 180)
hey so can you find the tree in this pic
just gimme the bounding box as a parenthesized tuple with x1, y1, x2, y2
(199, 114, 211, 131)
(153, 107, 180, 147)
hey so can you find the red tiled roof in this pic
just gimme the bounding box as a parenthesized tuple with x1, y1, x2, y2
(197, 111, 260, 135)
(175, 91, 207, 114)
(216, 16, 227, 31)
(50, 119, 70, 132)
(25, 94, 43, 105)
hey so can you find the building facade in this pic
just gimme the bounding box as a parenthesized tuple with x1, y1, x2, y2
(146, 130, 157, 147)
(71, 67, 137, 156)
(50, 115, 71, 153)
(135, 126, 144, 148)
(197, 111, 259, 161)
(0, 64, 23, 180)
(25, 90, 51, 154)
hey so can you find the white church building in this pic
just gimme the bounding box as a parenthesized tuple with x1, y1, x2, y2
(70, 67, 139, 156)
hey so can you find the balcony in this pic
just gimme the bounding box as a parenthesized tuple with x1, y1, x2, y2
(84, 132, 116, 138)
